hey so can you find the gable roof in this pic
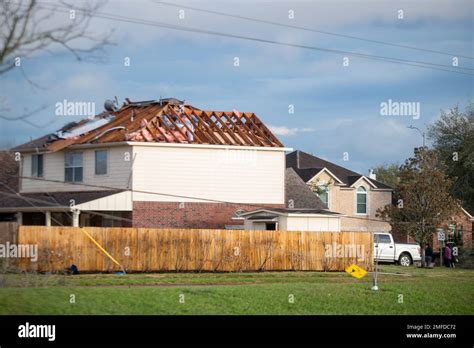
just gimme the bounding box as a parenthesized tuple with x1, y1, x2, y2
(348, 175, 378, 189)
(285, 168, 328, 210)
(286, 150, 392, 190)
(241, 207, 343, 218)
(13, 99, 284, 153)
(461, 207, 474, 220)
(292, 167, 344, 185)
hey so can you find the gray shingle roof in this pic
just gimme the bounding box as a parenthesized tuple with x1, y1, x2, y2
(287, 150, 392, 189)
(0, 190, 123, 210)
(285, 168, 328, 209)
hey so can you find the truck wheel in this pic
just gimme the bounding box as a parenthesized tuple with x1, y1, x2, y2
(399, 253, 412, 266)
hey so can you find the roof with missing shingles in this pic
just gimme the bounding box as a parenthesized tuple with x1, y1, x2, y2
(13, 99, 283, 153)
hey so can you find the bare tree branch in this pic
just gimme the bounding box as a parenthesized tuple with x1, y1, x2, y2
(0, 0, 113, 76)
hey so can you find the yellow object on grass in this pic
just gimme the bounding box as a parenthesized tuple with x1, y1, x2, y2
(80, 228, 125, 272)
(345, 264, 367, 279)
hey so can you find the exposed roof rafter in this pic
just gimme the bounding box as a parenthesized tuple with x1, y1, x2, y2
(13, 100, 284, 152)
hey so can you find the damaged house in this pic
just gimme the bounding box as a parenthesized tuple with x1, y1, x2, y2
(1, 98, 296, 229)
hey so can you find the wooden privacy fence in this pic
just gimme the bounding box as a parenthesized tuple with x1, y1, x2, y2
(17, 226, 373, 272)
(0, 222, 18, 244)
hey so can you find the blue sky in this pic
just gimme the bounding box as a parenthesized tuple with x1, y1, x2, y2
(1, 0, 473, 174)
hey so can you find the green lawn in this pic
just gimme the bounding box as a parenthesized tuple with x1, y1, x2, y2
(0, 265, 473, 315)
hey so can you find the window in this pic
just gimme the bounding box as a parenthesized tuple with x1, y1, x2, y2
(95, 150, 108, 175)
(375, 234, 391, 243)
(265, 222, 276, 231)
(317, 185, 329, 206)
(356, 186, 367, 214)
(31, 154, 43, 177)
(65, 152, 83, 182)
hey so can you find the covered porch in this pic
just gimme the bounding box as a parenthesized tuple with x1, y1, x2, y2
(0, 190, 132, 227)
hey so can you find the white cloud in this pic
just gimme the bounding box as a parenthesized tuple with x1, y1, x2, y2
(269, 125, 314, 136)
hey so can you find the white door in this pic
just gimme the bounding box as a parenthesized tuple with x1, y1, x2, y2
(374, 234, 394, 261)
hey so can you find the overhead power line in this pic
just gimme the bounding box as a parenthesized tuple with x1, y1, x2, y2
(0, 173, 430, 225)
(152, 0, 474, 60)
(23, 2, 474, 76)
(0, 186, 133, 225)
(0, 181, 66, 226)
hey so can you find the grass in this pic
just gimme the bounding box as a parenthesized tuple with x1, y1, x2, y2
(0, 265, 473, 315)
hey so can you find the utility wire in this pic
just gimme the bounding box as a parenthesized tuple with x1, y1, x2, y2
(0, 189, 133, 225)
(24, 2, 474, 76)
(1, 187, 471, 232)
(1, 173, 442, 226)
(0, 181, 66, 226)
(152, 0, 474, 60)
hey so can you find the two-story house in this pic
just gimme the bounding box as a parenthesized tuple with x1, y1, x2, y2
(286, 150, 393, 232)
(0, 98, 291, 229)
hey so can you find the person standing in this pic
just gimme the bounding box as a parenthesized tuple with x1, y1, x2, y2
(444, 244, 452, 268)
(425, 244, 433, 266)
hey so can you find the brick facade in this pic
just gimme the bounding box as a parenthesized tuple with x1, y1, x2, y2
(132, 201, 285, 229)
(391, 209, 473, 250)
(432, 210, 473, 250)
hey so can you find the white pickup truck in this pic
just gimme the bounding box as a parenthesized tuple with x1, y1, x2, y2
(374, 233, 421, 266)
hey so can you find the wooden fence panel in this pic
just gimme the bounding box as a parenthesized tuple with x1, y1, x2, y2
(16, 226, 373, 272)
(0, 222, 18, 244)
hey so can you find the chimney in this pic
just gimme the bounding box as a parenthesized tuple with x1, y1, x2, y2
(296, 151, 300, 168)
(368, 169, 376, 180)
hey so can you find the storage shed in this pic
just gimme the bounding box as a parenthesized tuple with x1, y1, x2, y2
(241, 208, 343, 232)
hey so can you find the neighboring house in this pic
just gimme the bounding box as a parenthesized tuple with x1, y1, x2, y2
(0, 98, 290, 229)
(242, 168, 344, 231)
(435, 207, 474, 250)
(392, 207, 474, 250)
(286, 150, 393, 232)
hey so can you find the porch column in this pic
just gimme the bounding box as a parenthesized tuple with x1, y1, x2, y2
(72, 210, 80, 227)
(16, 212, 23, 225)
(45, 211, 51, 226)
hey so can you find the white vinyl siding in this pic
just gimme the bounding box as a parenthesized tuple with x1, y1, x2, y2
(284, 216, 340, 232)
(20, 146, 132, 192)
(132, 145, 285, 204)
(20, 144, 286, 205)
(244, 214, 341, 232)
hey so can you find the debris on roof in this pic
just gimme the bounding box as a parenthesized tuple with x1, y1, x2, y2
(56, 115, 115, 139)
(13, 98, 284, 152)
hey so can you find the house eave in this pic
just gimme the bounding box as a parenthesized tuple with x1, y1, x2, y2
(25, 141, 295, 152)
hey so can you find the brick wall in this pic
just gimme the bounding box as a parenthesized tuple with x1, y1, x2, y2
(132, 201, 285, 229)
(389, 210, 473, 250)
(432, 211, 473, 250)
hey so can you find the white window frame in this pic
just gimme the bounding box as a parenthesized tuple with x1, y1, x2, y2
(65, 152, 83, 183)
(355, 186, 368, 215)
(94, 149, 108, 176)
(31, 154, 43, 177)
(317, 184, 330, 208)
